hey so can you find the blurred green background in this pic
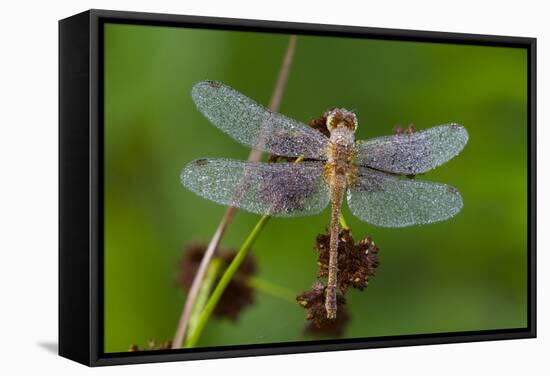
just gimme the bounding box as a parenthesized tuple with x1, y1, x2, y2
(104, 23, 527, 353)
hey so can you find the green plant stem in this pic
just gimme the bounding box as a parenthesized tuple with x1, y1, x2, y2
(185, 215, 271, 348)
(187, 258, 222, 335)
(246, 276, 296, 304)
(340, 212, 349, 230)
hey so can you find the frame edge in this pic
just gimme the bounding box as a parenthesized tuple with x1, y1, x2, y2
(59, 10, 93, 366)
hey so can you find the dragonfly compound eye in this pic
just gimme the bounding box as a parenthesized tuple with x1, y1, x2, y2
(326, 108, 358, 132)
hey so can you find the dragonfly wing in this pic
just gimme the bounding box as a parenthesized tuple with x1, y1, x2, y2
(181, 158, 330, 217)
(347, 167, 463, 227)
(192, 81, 329, 159)
(356, 124, 468, 175)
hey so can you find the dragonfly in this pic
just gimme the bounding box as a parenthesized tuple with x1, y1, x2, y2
(181, 80, 468, 319)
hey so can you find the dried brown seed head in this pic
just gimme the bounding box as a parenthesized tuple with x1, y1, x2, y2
(393, 125, 403, 135)
(296, 282, 348, 334)
(178, 243, 257, 321)
(315, 228, 379, 293)
(405, 123, 416, 134)
(127, 340, 172, 352)
(308, 112, 331, 138)
(304, 305, 350, 338)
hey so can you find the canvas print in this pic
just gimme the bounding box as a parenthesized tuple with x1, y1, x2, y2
(103, 23, 528, 353)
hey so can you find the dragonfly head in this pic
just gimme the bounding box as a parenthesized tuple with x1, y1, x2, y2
(326, 108, 358, 133)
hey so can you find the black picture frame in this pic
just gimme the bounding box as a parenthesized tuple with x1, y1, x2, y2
(59, 9, 537, 367)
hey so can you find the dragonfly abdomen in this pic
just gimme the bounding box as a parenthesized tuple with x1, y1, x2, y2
(325, 174, 346, 319)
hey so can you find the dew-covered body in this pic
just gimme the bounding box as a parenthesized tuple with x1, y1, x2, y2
(323, 112, 359, 318)
(181, 80, 469, 319)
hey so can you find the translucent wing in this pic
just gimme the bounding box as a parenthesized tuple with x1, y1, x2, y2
(181, 158, 329, 217)
(356, 124, 468, 175)
(347, 167, 463, 227)
(192, 81, 329, 159)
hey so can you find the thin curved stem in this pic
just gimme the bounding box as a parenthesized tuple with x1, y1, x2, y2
(172, 209, 235, 348)
(187, 258, 222, 335)
(171, 35, 298, 349)
(185, 215, 270, 348)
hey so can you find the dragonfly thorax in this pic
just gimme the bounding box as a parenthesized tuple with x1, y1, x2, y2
(326, 108, 358, 173)
(328, 127, 355, 154)
(326, 126, 358, 185)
